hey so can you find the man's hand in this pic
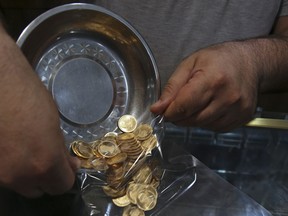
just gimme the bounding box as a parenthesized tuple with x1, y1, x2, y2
(151, 42, 260, 131)
(0, 25, 80, 198)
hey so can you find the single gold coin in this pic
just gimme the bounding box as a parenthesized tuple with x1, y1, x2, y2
(112, 194, 131, 207)
(126, 183, 146, 204)
(72, 141, 94, 159)
(136, 186, 158, 211)
(98, 140, 121, 158)
(105, 131, 118, 138)
(132, 164, 152, 184)
(133, 124, 153, 141)
(118, 115, 138, 133)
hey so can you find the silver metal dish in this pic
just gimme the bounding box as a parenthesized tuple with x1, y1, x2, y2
(17, 3, 160, 143)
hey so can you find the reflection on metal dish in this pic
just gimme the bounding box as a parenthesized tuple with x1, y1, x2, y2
(17, 3, 160, 143)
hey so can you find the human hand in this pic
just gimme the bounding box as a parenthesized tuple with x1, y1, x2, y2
(0, 26, 80, 198)
(151, 42, 260, 131)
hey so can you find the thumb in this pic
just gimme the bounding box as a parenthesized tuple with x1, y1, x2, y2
(150, 57, 196, 114)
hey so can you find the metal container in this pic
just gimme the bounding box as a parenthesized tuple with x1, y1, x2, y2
(17, 3, 160, 142)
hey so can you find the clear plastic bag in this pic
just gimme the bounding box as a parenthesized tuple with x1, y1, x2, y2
(71, 115, 197, 215)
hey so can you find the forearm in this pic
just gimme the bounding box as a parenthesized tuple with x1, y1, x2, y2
(239, 35, 288, 93)
(227, 16, 288, 93)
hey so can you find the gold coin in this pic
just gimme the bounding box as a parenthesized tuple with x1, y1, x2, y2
(132, 164, 152, 184)
(102, 185, 126, 198)
(98, 141, 120, 158)
(90, 158, 109, 171)
(89, 139, 102, 149)
(118, 115, 138, 133)
(79, 158, 93, 169)
(134, 124, 153, 141)
(117, 132, 136, 143)
(136, 186, 158, 211)
(112, 194, 131, 207)
(126, 183, 146, 204)
(122, 205, 145, 216)
(70, 141, 78, 155)
(105, 131, 118, 138)
(150, 178, 160, 188)
(73, 141, 93, 159)
(106, 152, 128, 165)
(107, 164, 126, 181)
(141, 135, 158, 154)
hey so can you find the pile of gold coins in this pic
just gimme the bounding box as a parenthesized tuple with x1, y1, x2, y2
(70, 114, 162, 215)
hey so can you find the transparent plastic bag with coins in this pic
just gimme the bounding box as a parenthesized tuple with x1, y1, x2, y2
(71, 114, 196, 216)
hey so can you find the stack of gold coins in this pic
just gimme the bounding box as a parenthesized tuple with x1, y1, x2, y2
(70, 114, 159, 178)
(70, 114, 163, 215)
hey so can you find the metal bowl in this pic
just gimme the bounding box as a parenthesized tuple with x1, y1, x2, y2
(17, 3, 160, 143)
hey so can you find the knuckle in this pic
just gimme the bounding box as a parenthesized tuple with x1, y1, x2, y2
(211, 73, 227, 89)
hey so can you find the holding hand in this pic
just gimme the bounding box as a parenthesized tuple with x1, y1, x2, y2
(151, 42, 260, 131)
(0, 25, 80, 198)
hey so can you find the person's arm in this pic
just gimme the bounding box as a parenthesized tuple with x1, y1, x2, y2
(0, 23, 80, 197)
(151, 16, 288, 131)
(258, 16, 288, 92)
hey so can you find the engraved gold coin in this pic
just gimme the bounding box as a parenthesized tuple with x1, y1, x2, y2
(118, 115, 138, 133)
(73, 141, 94, 159)
(98, 141, 121, 158)
(112, 194, 131, 207)
(136, 186, 158, 211)
(126, 183, 146, 204)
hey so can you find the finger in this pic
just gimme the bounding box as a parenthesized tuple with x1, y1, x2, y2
(172, 99, 225, 127)
(163, 72, 213, 122)
(150, 57, 197, 114)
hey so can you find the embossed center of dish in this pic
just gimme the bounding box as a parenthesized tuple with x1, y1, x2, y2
(52, 57, 114, 125)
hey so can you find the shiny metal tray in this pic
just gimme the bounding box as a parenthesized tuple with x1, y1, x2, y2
(17, 3, 160, 143)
